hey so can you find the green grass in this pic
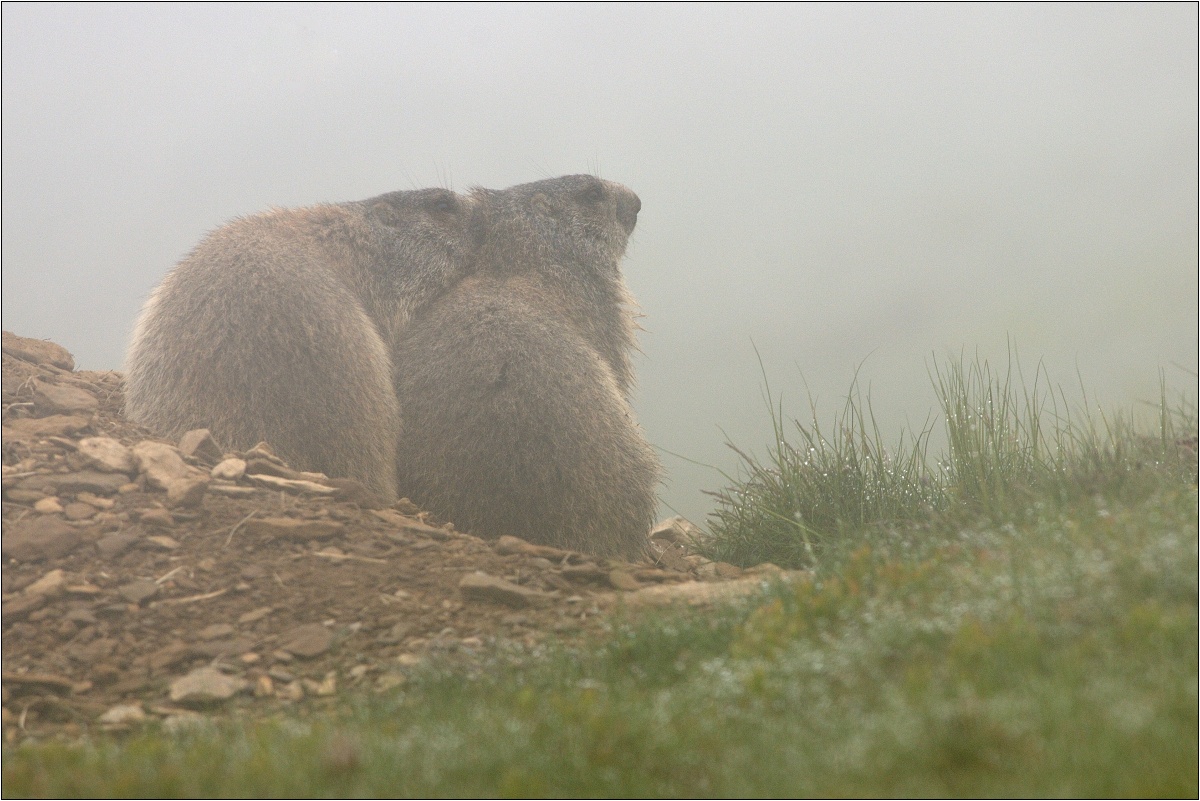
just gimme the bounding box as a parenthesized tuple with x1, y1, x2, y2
(4, 353, 1197, 798)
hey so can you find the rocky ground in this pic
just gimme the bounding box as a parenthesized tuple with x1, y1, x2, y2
(1, 331, 792, 742)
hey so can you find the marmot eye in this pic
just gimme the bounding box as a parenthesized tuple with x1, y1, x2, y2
(580, 184, 605, 204)
(428, 196, 458, 214)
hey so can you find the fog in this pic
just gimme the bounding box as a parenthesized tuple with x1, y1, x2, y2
(3, 5, 1196, 526)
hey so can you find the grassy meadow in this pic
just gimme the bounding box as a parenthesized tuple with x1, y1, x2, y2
(4, 353, 1197, 797)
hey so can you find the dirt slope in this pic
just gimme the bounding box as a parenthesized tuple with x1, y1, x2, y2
(1, 331, 785, 741)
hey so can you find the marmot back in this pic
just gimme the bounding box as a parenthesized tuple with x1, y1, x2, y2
(393, 175, 660, 558)
(124, 188, 477, 501)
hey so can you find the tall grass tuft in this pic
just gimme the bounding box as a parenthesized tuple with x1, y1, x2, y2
(705, 351, 1197, 569)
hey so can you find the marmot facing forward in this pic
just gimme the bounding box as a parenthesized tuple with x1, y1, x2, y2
(393, 175, 661, 558)
(124, 188, 477, 501)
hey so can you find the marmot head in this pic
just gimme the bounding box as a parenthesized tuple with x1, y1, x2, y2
(358, 187, 481, 300)
(470, 175, 641, 287)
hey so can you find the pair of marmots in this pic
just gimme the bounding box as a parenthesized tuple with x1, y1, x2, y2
(124, 175, 660, 558)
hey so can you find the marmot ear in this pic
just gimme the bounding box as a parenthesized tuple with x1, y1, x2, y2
(532, 192, 555, 217)
(369, 199, 399, 227)
(468, 202, 489, 249)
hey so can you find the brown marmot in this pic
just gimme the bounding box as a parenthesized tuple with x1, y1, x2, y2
(124, 188, 478, 501)
(392, 175, 661, 558)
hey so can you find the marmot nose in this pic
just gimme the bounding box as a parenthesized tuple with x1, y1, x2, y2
(618, 192, 641, 233)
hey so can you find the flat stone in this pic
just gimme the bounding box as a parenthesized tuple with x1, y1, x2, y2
(168, 667, 248, 705)
(607, 569, 642, 591)
(33, 497, 64, 514)
(246, 473, 338, 495)
(1, 415, 91, 441)
(650, 516, 705, 545)
(243, 517, 344, 541)
(2, 331, 75, 370)
(139, 508, 175, 528)
(4, 488, 46, 504)
(210, 458, 246, 481)
(146, 535, 180, 550)
(279, 624, 335, 658)
(178, 429, 224, 465)
(96, 532, 139, 558)
(76, 492, 115, 509)
(21, 470, 129, 496)
(32, 379, 98, 414)
(0, 671, 75, 694)
(23, 568, 68, 597)
(76, 437, 136, 474)
(459, 571, 552, 608)
(0, 593, 47, 623)
(206, 484, 258, 497)
(492, 535, 575, 560)
(237, 606, 273, 624)
(197, 623, 235, 640)
(1, 516, 86, 561)
(144, 642, 193, 671)
(98, 703, 148, 726)
(620, 572, 806, 608)
(63, 502, 96, 520)
(118, 579, 159, 604)
(133, 441, 210, 507)
(190, 637, 255, 658)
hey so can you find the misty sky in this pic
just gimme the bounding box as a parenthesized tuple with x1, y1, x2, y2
(3, 4, 1197, 526)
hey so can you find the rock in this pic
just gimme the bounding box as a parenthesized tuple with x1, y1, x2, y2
(647, 539, 692, 573)
(76, 437, 136, 474)
(559, 564, 610, 582)
(621, 572, 805, 608)
(31, 379, 98, 414)
(459, 571, 553, 608)
(197, 623, 235, 640)
(237, 606, 273, 625)
(168, 667, 248, 705)
(23, 569, 68, 597)
(76, 492, 115, 509)
(254, 675, 275, 697)
(305, 672, 337, 697)
(63, 502, 96, 521)
(0, 593, 47, 623)
(139, 508, 174, 528)
(492, 535, 575, 560)
(132, 441, 210, 508)
(4, 488, 45, 504)
(118, 580, 159, 605)
(178, 429, 224, 465)
(20, 470, 129, 496)
(0, 671, 75, 694)
(33, 497, 64, 514)
(1, 516, 86, 561)
(2, 331, 75, 370)
(242, 517, 344, 541)
(95, 532, 139, 558)
(144, 642, 193, 671)
(1, 415, 91, 441)
(211, 458, 246, 481)
(98, 704, 148, 727)
(279, 624, 335, 658)
(744, 562, 786, 577)
(246, 473, 338, 495)
(607, 569, 642, 591)
(146, 535, 180, 550)
(650, 516, 705, 545)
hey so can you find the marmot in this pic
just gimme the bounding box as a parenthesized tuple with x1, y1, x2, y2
(124, 188, 478, 501)
(392, 175, 661, 558)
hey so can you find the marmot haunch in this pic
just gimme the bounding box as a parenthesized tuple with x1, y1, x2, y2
(392, 175, 661, 558)
(124, 188, 478, 501)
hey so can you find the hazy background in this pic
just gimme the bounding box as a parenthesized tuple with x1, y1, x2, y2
(4, 4, 1197, 526)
